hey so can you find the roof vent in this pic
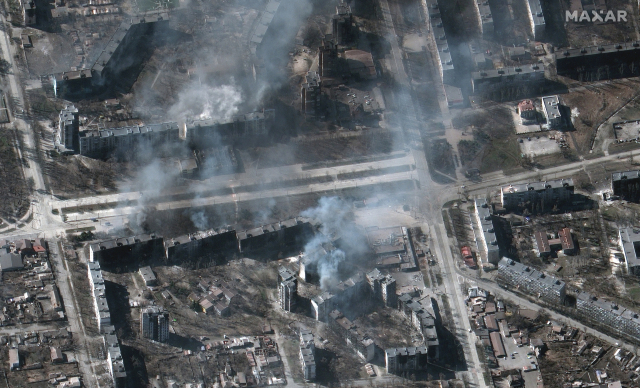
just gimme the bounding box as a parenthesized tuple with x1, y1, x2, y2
(563, 51, 570, 56)
(515, 67, 522, 72)
(597, 46, 605, 51)
(580, 48, 587, 54)
(615, 44, 622, 49)
(634, 42, 640, 47)
(497, 70, 505, 75)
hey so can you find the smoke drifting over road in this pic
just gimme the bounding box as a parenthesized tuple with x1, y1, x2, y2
(301, 197, 368, 290)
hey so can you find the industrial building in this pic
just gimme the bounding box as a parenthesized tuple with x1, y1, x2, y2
(52, 12, 169, 98)
(612, 170, 640, 202)
(299, 329, 316, 381)
(500, 178, 574, 212)
(89, 233, 164, 265)
(385, 347, 429, 374)
(471, 64, 546, 97)
(525, 0, 545, 40)
(497, 258, 566, 304)
(140, 306, 170, 342)
(618, 227, 640, 275)
(164, 229, 238, 265)
(542, 95, 562, 128)
(277, 266, 297, 311)
(366, 268, 397, 308)
(556, 42, 640, 81)
(474, 198, 500, 265)
(473, 0, 494, 36)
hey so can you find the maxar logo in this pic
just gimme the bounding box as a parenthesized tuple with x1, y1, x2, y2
(566, 10, 628, 22)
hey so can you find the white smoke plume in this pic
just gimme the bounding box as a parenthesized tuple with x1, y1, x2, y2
(300, 196, 366, 290)
(167, 82, 243, 123)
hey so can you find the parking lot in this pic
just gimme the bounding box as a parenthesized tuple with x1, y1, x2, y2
(499, 332, 542, 387)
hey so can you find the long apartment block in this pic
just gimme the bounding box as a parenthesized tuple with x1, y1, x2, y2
(497, 258, 566, 304)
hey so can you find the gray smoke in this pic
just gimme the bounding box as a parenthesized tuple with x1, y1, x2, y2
(301, 196, 366, 290)
(167, 81, 243, 123)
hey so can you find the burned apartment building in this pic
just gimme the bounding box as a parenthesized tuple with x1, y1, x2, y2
(89, 233, 164, 265)
(56, 105, 79, 154)
(299, 329, 316, 381)
(277, 266, 297, 312)
(301, 71, 322, 120)
(385, 347, 429, 375)
(366, 268, 397, 308)
(78, 122, 180, 158)
(311, 273, 370, 321)
(473, 0, 494, 37)
(471, 64, 546, 101)
(182, 109, 275, 148)
(618, 227, 640, 276)
(140, 306, 169, 342)
(500, 178, 574, 213)
(556, 42, 640, 82)
(164, 229, 237, 266)
(612, 170, 640, 202)
(332, 2, 355, 46)
(52, 12, 170, 98)
(237, 218, 313, 254)
(474, 198, 500, 265)
(525, 0, 545, 40)
(397, 295, 440, 359)
(328, 310, 377, 362)
(497, 258, 566, 304)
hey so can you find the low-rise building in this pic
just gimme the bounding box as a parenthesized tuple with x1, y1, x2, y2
(542, 95, 562, 128)
(9, 348, 20, 370)
(619, 227, 640, 275)
(138, 266, 157, 286)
